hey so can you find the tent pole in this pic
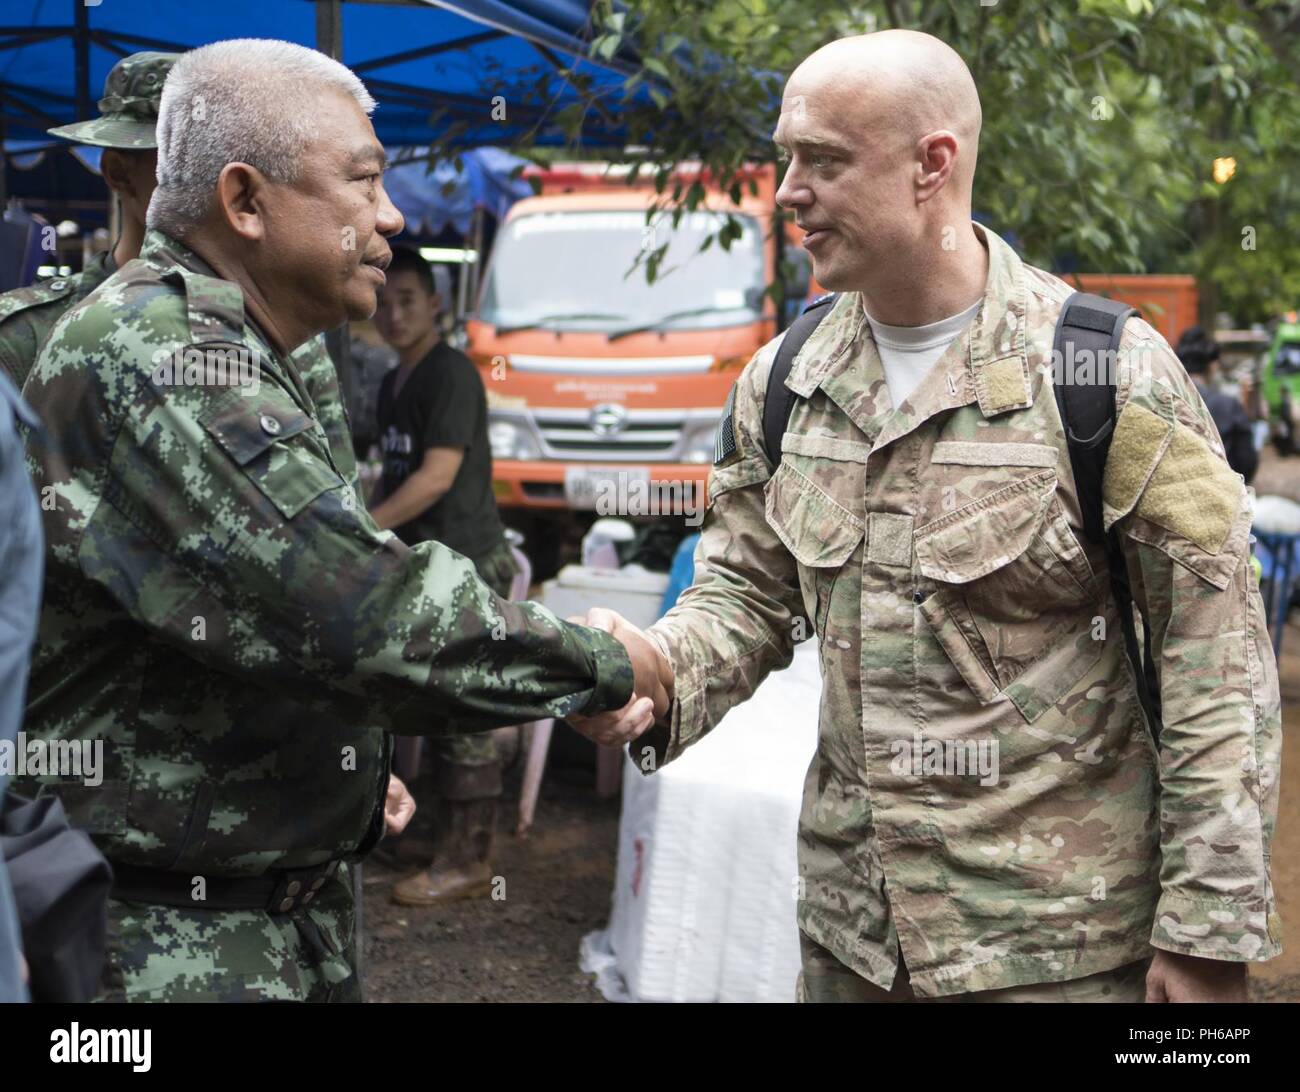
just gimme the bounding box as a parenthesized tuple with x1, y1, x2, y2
(469, 205, 484, 315)
(0, 109, 7, 210)
(315, 1, 359, 508)
(74, 0, 91, 121)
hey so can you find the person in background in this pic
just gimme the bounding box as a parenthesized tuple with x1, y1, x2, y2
(1175, 326, 1258, 483)
(370, 245, 521, 907)
(0, 368, 42, 1002)
(0, 52, 178, 389)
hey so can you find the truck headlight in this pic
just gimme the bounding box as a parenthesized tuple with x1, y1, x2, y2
(489, 419, 541, 461)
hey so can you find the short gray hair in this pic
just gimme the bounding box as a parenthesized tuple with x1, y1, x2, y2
(148, 39, 376, 235)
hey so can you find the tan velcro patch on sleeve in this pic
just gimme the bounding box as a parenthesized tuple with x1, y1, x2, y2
(1135, 422, 1242, 554)
(866, 512, 914, 567)
(1103, 402, 1173, 527)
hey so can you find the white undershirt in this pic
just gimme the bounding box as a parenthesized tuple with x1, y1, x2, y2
(866, 299, 982, 407)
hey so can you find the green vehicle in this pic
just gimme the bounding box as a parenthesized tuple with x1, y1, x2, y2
(1262, 320, 1300, 454)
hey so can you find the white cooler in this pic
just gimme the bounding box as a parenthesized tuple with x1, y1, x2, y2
(584, 639, 821, 1003)
(540, 563, 671, 630)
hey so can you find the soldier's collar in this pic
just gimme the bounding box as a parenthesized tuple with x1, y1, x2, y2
(964, 223, 1033, 418)
(146, 230, 250, 346)
(784, 293, 864, 399)
(785, 224, 1032, 422)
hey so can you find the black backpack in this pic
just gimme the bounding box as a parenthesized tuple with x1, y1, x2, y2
(759, 291, 1162, 741)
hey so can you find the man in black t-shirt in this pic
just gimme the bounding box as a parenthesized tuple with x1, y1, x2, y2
(370, 247, 519, 906)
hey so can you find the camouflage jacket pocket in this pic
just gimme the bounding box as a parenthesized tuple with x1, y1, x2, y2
(764, 454, 865, 635)
(914, 470, 1103, 721)
(200, 390, 343, 520)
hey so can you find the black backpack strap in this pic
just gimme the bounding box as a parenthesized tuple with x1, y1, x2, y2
(1051, 291, 1162, 741)
(1052, 293, 1133, 545)
(762, 293, 837, 465)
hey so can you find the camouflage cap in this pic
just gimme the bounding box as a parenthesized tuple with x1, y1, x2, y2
(46, 52, 179, 150)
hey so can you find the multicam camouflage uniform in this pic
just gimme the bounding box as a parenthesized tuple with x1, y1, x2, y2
(0, 52, 179, 390)
(15, 229, 632, 1001)
(641, 223, 1281, 999)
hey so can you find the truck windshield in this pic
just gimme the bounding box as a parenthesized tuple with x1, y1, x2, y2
(478, 209, 766, 335)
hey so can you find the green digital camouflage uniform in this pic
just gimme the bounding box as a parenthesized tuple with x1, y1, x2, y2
(641, 223, 1282, 999)
(0, 252, 117, 389)
(15, 229, 633, 1002)
(442, 540, 519, 771)
(0, 52, 179, 390)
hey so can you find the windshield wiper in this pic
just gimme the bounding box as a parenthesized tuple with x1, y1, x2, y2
(492, 312, 627, 336)
(606, 306, 748, 341)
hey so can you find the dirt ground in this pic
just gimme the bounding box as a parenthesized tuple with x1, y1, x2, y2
(360, 751, 618, 1003)
(362, 449, 1300, 1003)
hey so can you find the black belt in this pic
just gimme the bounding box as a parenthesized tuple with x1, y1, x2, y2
(110, 860, 343, 914)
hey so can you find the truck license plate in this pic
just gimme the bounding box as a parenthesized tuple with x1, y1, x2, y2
(563, 466, 650, 511)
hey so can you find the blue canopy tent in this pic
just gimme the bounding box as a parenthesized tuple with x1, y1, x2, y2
(1, 0, 642, 148)
(0, 0, 651, 234)
(1, 1, 658, 296)
(0, 1, 658, 424)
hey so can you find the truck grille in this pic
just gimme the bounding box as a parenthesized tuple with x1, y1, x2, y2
(534, 409, 685, 459)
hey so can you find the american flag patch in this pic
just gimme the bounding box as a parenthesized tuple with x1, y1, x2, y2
(713, 383, 738, 465)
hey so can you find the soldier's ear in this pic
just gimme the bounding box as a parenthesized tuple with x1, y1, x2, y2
(214, 161, 269, 242)
(100, 149, 130, 196)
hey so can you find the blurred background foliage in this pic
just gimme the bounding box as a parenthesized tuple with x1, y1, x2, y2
(496, 0, 1300, 326)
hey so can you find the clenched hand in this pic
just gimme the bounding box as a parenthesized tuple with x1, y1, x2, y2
(384, 772, 417, 836)
(1145, 950, 1248, 1002)
(567, 608, 674, 747)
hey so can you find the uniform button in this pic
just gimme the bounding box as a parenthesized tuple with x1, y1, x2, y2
(913, 590, 925, 604)
(49, 279, 66, 290)
(278, 897, 294, 912)
(310, 877, 325, 891)
(286, 880, 301, 896)
(302, 891, 315, 904)
(835, 638, 852, 650)
(260, 414, 281, 436)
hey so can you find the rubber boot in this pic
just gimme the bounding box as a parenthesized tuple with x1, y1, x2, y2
(391, 761, 500, 907)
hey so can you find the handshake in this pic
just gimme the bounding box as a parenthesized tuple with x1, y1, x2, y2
(565, 608, 675, 747)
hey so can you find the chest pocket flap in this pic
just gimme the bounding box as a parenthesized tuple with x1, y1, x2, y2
(764, 457, 865, 568)
(914, 471, 1055, 583)
(200, 390, 342, 520)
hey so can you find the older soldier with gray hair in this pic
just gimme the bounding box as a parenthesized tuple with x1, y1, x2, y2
(15, 38, 664, 1003)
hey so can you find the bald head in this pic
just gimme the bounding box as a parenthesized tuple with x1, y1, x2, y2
(774, 30, 988, 313)
(790, 31, 981, 179)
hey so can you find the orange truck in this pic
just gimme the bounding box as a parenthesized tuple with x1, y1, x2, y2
(465, 167, 1196, 563)
(1068, 273, 1198, 346)
(464, 162, 810, 559)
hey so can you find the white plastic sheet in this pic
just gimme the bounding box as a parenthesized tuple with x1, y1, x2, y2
(584, 639, 821, 1002)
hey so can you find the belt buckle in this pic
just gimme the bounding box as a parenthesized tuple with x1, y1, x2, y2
(268, 860, 340, 914)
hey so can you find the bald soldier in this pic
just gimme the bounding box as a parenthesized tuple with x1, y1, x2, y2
(14, 39, 661, 1002)
(573, 31, 1281, 1003)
